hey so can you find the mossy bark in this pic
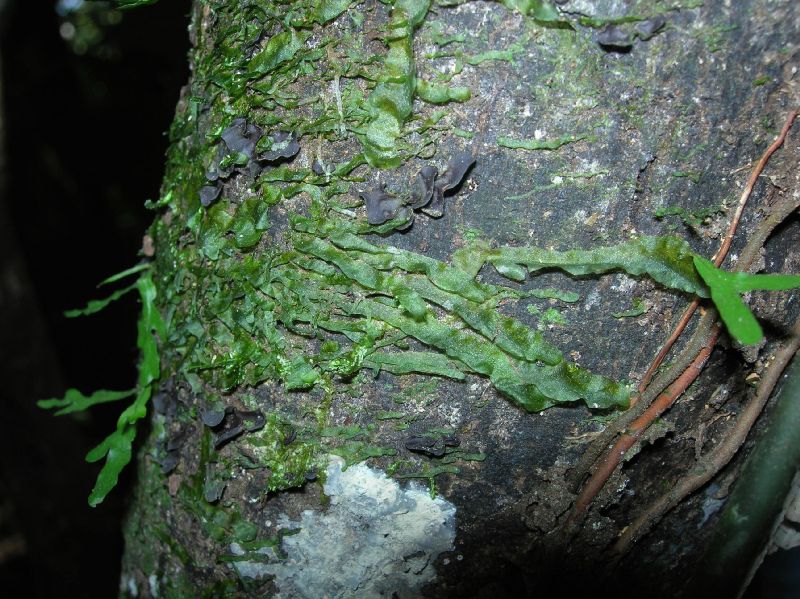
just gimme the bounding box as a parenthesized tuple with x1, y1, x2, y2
(120, 1, 800, 597)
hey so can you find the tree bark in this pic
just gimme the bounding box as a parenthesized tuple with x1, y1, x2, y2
(119, 1, 800, 597)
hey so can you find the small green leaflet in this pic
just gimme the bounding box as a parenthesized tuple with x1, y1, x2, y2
(98, 262, 151, 287)
(281, 356, 319, 390)
(40, 271, 163, 506)
(693, 256, 800, 345)
(247, 30, 307, 77)
(115, 0, 158, 8)
(312, 0, 355, 24)
(358, 0, 431, 167)
(613, 298, 649, 319)
(64, 263, 150, 317)
(416, 79, 471, 104)
(85, 426, 137, 507)
(64, 281, 138, 318)
(366, 351, 466, 380)
(38, 388, 136, 416)
(500, 0, 563, 21)
(497, 134, 589, 151)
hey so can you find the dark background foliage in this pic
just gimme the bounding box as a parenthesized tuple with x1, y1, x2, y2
(0, 1, 188, 595)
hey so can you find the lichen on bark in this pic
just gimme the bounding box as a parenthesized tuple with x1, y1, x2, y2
(119, 0, 800, 596)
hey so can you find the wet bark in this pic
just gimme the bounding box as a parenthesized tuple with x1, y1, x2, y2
(120, 1, 800, 597)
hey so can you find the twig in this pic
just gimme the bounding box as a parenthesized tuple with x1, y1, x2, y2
(566, 190, 800, 530)
(563, 323, 720, 532)
(636, 110, 798, 391)
(712, 110, 797, 266)
(615, 188, 800, 553)
(636, 299, 701, 394)
(613, 316, 800, 554)
(567, 311, 717, 491)
(563, 109, 799, 532)
(577, 112, 797, 491)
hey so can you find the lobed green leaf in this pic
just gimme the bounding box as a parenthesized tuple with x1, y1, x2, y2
(358, 1, 431, 167)
(312, 0, 355, 24)
(115, 0, 158, 8)
(498, 134, 588, 151)
(64, 281, 138, 318)
(416, 79, 471, 104)
(488, 236, 708, 297)
(352, 298, 628, 411)
(85, 426, 137, 508)
(248, 30, 306, 77)
(78, 272, 162, 506)
(37, 388, 136, 416)
(366, 351, 466, 380)
(98, 262, 151, 287)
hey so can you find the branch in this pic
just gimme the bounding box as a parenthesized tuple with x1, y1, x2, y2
(613, 316, 800, 554)
(563, 109, 799, 534)
(637, 110, 797, 392)
(563, 323, 720, 532)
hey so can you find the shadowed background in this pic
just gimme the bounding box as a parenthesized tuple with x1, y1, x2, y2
(0, 1, 187, 596)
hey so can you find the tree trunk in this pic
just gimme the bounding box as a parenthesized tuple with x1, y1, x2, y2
(119, 1, 800, 597)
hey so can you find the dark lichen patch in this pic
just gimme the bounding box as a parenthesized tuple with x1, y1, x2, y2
(256, 130, 301, 162)
(199, 184, 222, 207)
(410, 164, 438, 209)
(390, 426, 487, 497)
(360, 184, 408, 225)
(419, 152, 475, 217)
(590, 14, 667, 50)
(405, 432, 460, 458)
(360, 152, 475, 224)
(201, 406, 226, 427)
(595, 24, 634, 50)
(159, 426, 191, 475)
(206, 407, 267, 449)
(121, 398, 281, 598)
(635, 15, 666, 40)
(221, 117, 263, 159)
(202, 117, 303, 209)
(203, 463, 229, 503)
(436, 152, 476, 192)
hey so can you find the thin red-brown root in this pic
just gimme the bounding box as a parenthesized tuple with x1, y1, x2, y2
(613, 318, 800, 554)
(565, 326, 719, 529)
(712, 109, 797, 266)
(636, 298, 700, 395)
(636, 110, 797, 399)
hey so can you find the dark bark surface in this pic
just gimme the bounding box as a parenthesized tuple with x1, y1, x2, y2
(119, 1, 800, 597)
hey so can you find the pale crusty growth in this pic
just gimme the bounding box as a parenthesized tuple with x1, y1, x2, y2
(231, 456, 457, 598)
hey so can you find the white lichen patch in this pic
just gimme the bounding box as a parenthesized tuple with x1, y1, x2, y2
(121, 575, 138, 597)
(147, 574, 159, 598)
(234, 456, 456, 598)
(610, 273, 637, 293)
